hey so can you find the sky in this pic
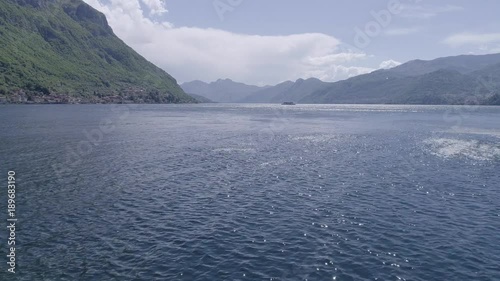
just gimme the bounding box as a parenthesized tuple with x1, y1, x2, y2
(83, 0, 500, 86)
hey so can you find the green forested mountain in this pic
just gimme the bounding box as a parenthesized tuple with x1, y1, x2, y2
(300, 54, 500, 105)
(0, 0, 195, 103)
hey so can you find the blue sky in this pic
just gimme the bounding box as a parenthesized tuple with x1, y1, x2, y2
(84, 0, 500, 85)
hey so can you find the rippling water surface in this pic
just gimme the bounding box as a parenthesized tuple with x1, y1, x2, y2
(1, 104, 499, 280)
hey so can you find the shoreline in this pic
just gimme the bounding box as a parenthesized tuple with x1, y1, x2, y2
(1, 102, 498, 106)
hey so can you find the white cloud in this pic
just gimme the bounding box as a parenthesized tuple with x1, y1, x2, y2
(443, 33, 500, 47)
(304, 53, 367, 66)
(140, 0, 167, 15)
(83, 0, 378, 85)
(399, 4, 463, 19)
(303, 65, 375, 82)
(379, 59, 401, 69)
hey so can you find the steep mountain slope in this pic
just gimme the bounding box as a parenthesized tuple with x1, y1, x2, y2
(301, 54, 500, 105)
(188, 93, 214, 103)
(0, 0, 194, 103)
(469, 62, 500, 85)
(181, 79, 265, 103)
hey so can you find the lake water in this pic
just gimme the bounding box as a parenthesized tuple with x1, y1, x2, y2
(0, 104, 499, 280)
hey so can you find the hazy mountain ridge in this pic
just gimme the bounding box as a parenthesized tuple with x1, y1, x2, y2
(184, 53, 500, 105)
(301, 54, 500, 105)
(0, 0, 195, 103)
(182, 78, 330, 104)
(265, 78, 330, 103)
(239, 80, 295, 103)
(181, 79, 266, 103)
(240, 78, 332, 104)
(384, 53, 500, 77)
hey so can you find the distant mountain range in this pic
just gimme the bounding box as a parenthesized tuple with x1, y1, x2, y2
(181, 79, 267, 103)
(0, 0, 194, 103)
(182, 53, 500, 105)
(240, 78, 330, 104)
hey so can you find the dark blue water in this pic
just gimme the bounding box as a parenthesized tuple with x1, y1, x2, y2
(1, 104, 499, 280)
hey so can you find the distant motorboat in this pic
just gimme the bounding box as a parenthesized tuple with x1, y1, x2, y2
(281, 102, 296, 105)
